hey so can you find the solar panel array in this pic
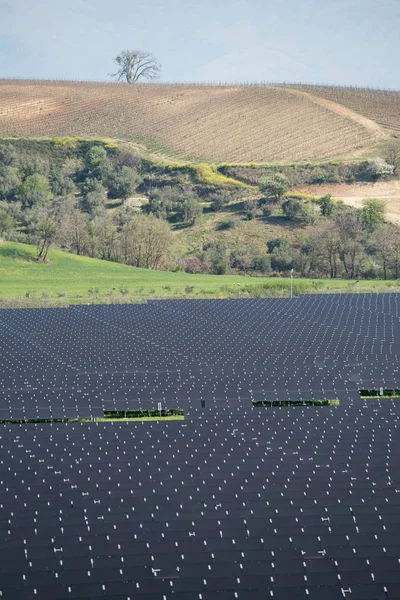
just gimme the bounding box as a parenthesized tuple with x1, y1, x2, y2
(0, 294, 400, 599)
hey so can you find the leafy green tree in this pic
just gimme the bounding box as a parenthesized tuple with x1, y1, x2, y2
(282, 197, 302, 219)
(147, 186, 187, 221)
(107, 166, 141, 200)
(19, 155, 51, 178)
(182, 197, 202, 225)
(270, 245, 293, 271)
(266, 237, 293, 271)
(205, 238, 229, 274)
(0, 143, 18, 166)
(360, 198, 386, 233)
(230, 246, 256, 271)
(167, 190, 201, 224)
(61, 157, 84, 178)
(0, 208, 14, 236)
(301, 202, 321, 225)
(147, 196, 170, 220)
(81, 179, 107, 215)
(230, 246, 271, 273)
(84, 146, 110, 180)
(0, 166, 21, 200)
(267, 237, 290, 253)
(259, 173, 290, 203)
(51, 173, 77, 196)
(318, 194, 335, 216)
(18, 174, 53, 209)
(252, 253, 271, 273)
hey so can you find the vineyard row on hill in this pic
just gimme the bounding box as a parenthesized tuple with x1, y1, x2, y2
(0, 81, 378, 163)
(1, 78, 399, 92)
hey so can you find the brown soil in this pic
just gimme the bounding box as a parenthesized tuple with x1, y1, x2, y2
(282, 88, 384, 140)
(295, 181, 400, 225)
(0, 80, 380, 163)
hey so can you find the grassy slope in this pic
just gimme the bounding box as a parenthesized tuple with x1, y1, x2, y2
(0, 242, 272, 298)
(1, 242, 399, 303)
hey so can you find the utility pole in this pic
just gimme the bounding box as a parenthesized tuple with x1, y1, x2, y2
(290, 268, 294, 299)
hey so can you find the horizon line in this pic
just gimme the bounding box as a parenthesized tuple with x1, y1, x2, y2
(0, 77, 399, 92)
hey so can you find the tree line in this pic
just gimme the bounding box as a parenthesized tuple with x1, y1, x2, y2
(1, 140, 400, 279)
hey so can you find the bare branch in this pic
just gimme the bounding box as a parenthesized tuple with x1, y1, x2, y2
(109, 50, 161, 84)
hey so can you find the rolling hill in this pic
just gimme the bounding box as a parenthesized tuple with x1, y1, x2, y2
(0, 79, 390, 164)
(292, 84, 400, 133)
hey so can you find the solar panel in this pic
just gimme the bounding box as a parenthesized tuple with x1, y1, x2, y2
(0, 294, 399, 598)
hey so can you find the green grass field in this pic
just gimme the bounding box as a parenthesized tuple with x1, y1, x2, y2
(1, 242, 399, 305)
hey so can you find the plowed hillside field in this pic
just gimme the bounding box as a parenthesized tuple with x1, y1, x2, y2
(293, 85, 400, 133)
(0, 80, 382, 163)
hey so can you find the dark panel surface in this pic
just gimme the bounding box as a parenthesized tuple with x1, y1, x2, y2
(1, 294, 400, 598)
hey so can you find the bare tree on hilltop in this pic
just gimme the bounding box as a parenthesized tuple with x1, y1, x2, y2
(110, 50, 161, 83)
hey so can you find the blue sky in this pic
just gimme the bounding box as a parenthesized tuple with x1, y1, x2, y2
(0, 0, 398, 88)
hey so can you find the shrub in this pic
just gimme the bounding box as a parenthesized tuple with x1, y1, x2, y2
(194, 163, 247, 187)
(360, 260, 380, 279)
(310, 169, 330, 184)
(210, 191, 231, 211)
(363, 158, 394, 179)
(261, 203, 273, 218)
(52, 137, 79, 149)
(244, 199, 258, 220)
(217, 218, 236, 230)
(282, 197, 302, 219)
(184, 257, 202, 274)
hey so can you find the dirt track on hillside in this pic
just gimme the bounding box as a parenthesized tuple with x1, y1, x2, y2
(282, 87, 385, 142)
(295, 181, 400, 225)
